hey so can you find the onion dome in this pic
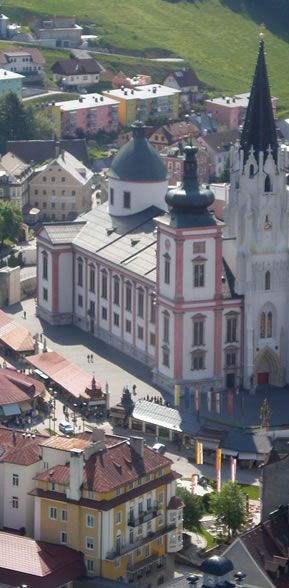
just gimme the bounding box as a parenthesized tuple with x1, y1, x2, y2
(165, 145, 216, 228)
(109, 120, 167, 182)
(201, 555, 234, 576)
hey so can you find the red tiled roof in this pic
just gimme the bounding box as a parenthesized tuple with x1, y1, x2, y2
(0, 426, 47, 465)
(31, 470, 181, 510)
(0, 368, 45, 406)
(26, 351, 101, 399)
(165, 68, 199, 88)
(0, 532, 84, 588)
(0, 47, 45, 65)
(51, 58, 101, 76)
(35, 440, 173, 491)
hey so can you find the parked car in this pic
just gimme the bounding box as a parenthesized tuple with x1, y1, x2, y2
(59, 421, 74, 435)
(153, 443, 166, 454)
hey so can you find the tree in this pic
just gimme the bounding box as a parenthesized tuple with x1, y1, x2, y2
(176, 486, 204, 529)
(0, 92, 34, 152)
(0, 201, 22, 244)
(120, 387, 134, 417)
(212, 481, 246, 536)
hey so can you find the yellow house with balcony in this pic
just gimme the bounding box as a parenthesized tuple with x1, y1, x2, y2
(31, 430, 183, 587)
(103, 84, 180, 126)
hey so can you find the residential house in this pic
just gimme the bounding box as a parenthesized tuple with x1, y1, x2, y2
(7, 138, 90, 167)
(51, 58, 102, 89)
(163, 68, 203, 107)
(205, 92, 278, 130)
(160, 141, 210, 184)
(31, 430, 183, 585)
(0, 68, 23, 98)
(189, 110, 219, 135)
(29, 150, 94, 221)
(197, 129, 240, 180)
(261, 448, 289, 521)
(0, 47, 45, 79)
(103, 84, 180, 126)
(0, 427, 47, 536)
(31, 16, 83, 48)
(112, 71, 151, 89)
(224, 505, 289, 588)
(55, 93, 119, 138)
(148, 121, 199, 152)
(0, 532, 85, 587)
(0, 152, 33, 210)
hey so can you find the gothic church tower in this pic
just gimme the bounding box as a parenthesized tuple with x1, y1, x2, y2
(225, 38, 289, 387)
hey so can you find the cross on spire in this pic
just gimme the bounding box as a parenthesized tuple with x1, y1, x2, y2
(240, 38, 278, 165)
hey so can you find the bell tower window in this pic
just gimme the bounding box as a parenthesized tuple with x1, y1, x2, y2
(249, 164, 254, 178)
(265, 271, 271, 290)
(264, 175, 271, 192)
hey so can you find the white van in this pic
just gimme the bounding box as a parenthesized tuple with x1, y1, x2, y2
(58, 421, 74, 435)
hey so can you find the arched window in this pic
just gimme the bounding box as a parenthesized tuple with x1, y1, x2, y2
(42, 251, 48, 281)
(267, 312, 272, 338)
(77, 257, 83, 287)
(249, 164, 254, 178)
(264, 175, 271, 192)
(260, 312, 266, 338)
(265, 271, 271, 290)
(164, 254, 171, 285)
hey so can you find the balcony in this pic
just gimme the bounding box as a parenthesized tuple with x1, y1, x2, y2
(127, 507, 161, 527)
(127, 553, 166, 582)
(105, 523, 176, 560)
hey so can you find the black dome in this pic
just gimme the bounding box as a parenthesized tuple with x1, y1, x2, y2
(165, 145, 216, 229)
(201, 555, 234, 576)
(109, 121, 167, 183)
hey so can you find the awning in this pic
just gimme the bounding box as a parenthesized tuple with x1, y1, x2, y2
(221, 448, 238, 457)
(2, 403, 21, 416)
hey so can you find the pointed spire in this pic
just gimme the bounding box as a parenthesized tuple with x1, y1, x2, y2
(240, 38, 278, 165)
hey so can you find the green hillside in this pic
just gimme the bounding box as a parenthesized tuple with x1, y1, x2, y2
(5, 0, 289, 115)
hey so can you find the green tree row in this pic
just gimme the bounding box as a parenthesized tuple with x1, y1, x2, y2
(0, 92, 54, 153)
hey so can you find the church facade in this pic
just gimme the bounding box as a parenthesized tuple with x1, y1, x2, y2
(36, 40, 287, 394)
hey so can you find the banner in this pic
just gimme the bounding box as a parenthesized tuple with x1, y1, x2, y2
(207, 389, 212, 413)
(230, 456, 237, 482)
(216, 448, 222, 492)
(191, 474, 198, 494)
(194, 388, 200, 412)
(174, 384, 180, 406)
(196, 441, 203, 465)
(227, 391, 233, 416)
(216, 392, 221, 415)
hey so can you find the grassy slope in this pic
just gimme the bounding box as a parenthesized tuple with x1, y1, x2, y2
(4, 0, 289, 114)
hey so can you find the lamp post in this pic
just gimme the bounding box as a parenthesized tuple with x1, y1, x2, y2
(73, 402, 78, 433)
(52, 391, 57, 434)
(82, 402, 87, 432)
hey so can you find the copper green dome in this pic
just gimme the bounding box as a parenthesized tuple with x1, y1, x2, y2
(165, 145, 216, 228)
(109, 121, 167, 183)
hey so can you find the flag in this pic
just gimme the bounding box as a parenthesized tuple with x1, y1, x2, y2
(174, 384, 180, 406)
(191, 474, 198, 494)
(227, 391, 233, 416)
(207, 389, 212, 412)
(194, 388, 200, 412)
(230, 456, 237, 482)
(216, 448, 222, 492)
(216, 392, 221, 414)
(196, 441, 203, 465)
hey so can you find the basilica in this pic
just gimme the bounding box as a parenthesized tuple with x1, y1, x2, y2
(36, 39, 288, 393)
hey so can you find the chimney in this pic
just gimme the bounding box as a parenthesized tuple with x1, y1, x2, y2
(84, 428, 105, 460)
(67, 448, 84, 501)
(130, 436, 144, 458)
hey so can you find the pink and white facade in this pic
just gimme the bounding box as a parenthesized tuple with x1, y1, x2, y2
(58, 93, 119, 137)
(36, 140, 242, 394)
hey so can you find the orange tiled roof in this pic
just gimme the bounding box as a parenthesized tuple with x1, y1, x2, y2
(0, 426, 47, 465)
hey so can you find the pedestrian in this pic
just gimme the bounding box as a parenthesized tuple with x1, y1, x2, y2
(90, 354, 94, 363)
(132, 384, 136, 396)
(87, 354, 90, 363)
(23, 310, 26, 320)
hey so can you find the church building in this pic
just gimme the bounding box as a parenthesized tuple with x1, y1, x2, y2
(36, 39, 287, 394)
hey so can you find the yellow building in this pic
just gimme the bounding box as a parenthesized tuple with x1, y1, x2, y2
(32, 430, 183, 586)
(103, 84, 180, 126)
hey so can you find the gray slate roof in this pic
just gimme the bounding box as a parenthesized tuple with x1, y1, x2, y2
(40, 222, 85, 245)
